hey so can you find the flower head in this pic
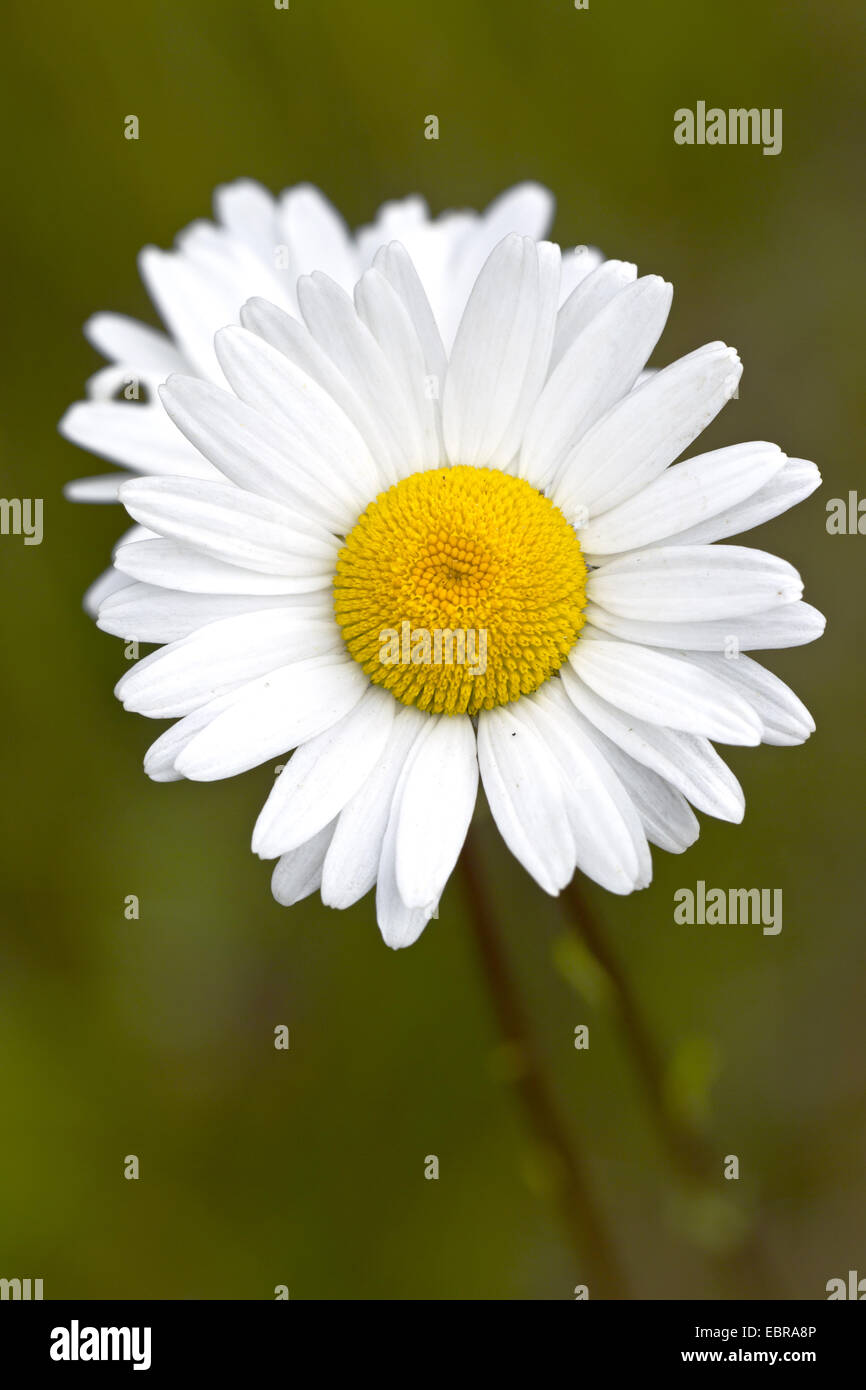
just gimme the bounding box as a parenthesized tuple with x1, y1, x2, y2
(91, 227, 821, 948)
(60, 180, 601, 612)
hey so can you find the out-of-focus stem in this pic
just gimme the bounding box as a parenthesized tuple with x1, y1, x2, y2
(563, 878, 709, 1178)
(561, 876, 781, 1298)
(460, 827, 629, 1299)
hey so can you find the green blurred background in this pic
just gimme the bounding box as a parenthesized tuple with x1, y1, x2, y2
(0, 0, 863, 1299)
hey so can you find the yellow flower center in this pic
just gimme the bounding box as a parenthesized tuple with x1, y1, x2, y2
(333, 466, 587, 716)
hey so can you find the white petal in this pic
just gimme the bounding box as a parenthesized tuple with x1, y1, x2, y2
(84, 312, 186, 373)
(569, 634, 763, 744)
(160, 372, 369, 532)
(572, 711, 700, 853)
(321, 706, 427, 908)
(519, 275, 672, 491)
(587, 545, 803, 622)
(252, 686, 396, 858)
(277, 184, 360, 289)
(83, 565, 135, 617)
(113, 538, 319, 596)
(354, 267, 444, 469)
(118, 476, 337, 581)
(375, 835, 437, 949)
(85, 364, 167, 401)
(64, 473, 134, 503)
(404, 215, 482, 347)
(426, 184, 556, 351)
(212, 325, 382, 504)
(98, 582, 312, 644)
(371, 240, 448, 388)
(524, 688, 650, 893)
(143, 684, 256, 782)
(358, 206, 466, 337)
(355, 196, 430, 269)
(443, 235, 559, 468)
(662, 459, 822, 546)
(579, 442, 788, 555)
(553, 342, 742, 523)
(239, 296, 399, 489)
(473, 182, 554, 246)
(491, 241, 562, 468)
(440, 184, 556, 339)
(297, 271, 426, 481)
(113, 522, 157, 554)
(550, 260, 637, 370)
(561, 667, 744, 822)
(175, 655, 368, 780)
(681, 652, 815, 746)
(557, 245, 605, 302)
(115, 608, 342, 717)
(213, 179, 279, 264)
(138, 245, 237, 382)
(176, 219, 290, 312)
(374, 718, 475, 949)
(113, 537, 322, 596)
(394, 715, 478, 909)
(476, 704, 575, 894)
(271, 821, 338, 907)
(584, 598, 826, 651)
(59, 401, 212, 477)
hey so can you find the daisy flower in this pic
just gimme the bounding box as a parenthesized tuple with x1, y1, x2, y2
(99, 233, 823, 948)
(60, 180, 604, 612)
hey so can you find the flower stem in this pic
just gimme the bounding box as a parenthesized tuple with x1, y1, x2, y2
(460, 827, 629, 1299)
(560, 876, 781, 1298)
(562, 877, 708, 1177)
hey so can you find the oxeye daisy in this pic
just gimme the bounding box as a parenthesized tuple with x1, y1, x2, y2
(60, 179, 604, 612)
(100, 233, 824, 948)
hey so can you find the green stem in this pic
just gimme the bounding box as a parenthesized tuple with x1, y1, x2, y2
(561, 876, 782, 1298)
(563, 878, 709, 1178)
(460, 827, 629, 1299)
